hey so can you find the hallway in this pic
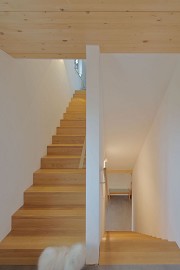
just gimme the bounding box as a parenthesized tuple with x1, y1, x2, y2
(106, 196, 132, 231)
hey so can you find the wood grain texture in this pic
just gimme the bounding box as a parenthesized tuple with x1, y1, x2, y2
(33, 168, 86, 185)
(12, 207, 85, 231)
(99, 231, 180, 265)
(0, 0, 180, 12)
(47, 144, 83, 155)
(1, 2, 180, 57)
(52, 135, 85, 144)
(60, 120, 86, 127)
(41, 155, 84, 169)
(24, 185, 86, 207)
(56, 127, 86, 135)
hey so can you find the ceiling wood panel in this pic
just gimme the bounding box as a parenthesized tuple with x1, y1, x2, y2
(0, 0, 180, 12)
(0, 1, 180, 58)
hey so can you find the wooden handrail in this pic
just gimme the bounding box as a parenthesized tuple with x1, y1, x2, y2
(103, 167, 110, 201)
(79, 137, 86, 168)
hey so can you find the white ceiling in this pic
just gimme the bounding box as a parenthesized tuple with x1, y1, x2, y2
(102, 54, 178, 169)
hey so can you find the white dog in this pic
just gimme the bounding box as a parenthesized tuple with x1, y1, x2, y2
(38, 243, 86, 270)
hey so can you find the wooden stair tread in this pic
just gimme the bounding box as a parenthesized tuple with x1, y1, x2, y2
(74, 90, 86, 94)
(68, 101, 86, 103)
(9, 230, 85, 237)
(64, 112, 85, 115)
(33, 169, 86, 186)
(41, 156, 85, 168)
(47, 144, 84, 155)
(99, 251, 180, 264)
(13, 207, 86, 218)
(60, 120, 86, 127)
(53, 135, 85, 137)
(48, 144, 83, 147)
(73, 96, 86, 99)
(25, 185, 85, 193)
(0, 235, 85, 250)
(34, 168, 86, 174)
(100, 240, 179, 251)
(52, 135, 85, 144)
(56, 127, 86, 130)
(42, 155, 81, 158)
(102, 231, 165, 240)
(66, 109, 86, 112)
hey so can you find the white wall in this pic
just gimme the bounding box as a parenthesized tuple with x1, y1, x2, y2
(0, 50, 81, 240)
(107, 173, 132, 190)
(133, 58, 180, 246)
(86, 45, 105, 264)
(101, 54, 177, 169)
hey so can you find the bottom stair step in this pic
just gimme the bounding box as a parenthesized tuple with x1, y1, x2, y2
(0, 232, 85, 265)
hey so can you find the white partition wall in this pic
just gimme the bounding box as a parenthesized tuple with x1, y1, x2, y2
(86, 45, 104, 264)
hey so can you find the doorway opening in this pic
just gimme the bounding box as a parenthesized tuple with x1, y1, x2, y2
(104, 169, 132, 231)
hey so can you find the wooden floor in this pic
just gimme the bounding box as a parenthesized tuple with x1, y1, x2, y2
(0, 265, 180, 270)
(0, 90, 86, 265)
(99, 231, 180, 265)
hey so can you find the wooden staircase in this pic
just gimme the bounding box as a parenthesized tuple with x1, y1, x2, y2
(0, 90, 86, 265)
(99, 231, 180, 265)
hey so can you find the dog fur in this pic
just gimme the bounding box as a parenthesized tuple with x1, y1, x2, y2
(38, 243, 86, 270)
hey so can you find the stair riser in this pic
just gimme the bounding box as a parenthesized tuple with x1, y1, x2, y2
(66, 109, 86, 113)
(99, 251, 180, 264)
(33, 172, 85, 185)
(52, 135, 85, 144)
(67, 103, 86, 107)
(69, 98, 86, 103)
(47, 146, 82, 155)
(12, 218, 85, 231)
(74, 89, 86, 95)
(68, 102, 86, 108)
(34, 178, 85, 186)
(101, 242, 179, 252)
(41, 158, 85, 169)
(63, 113, 86, 120)
(73, 94, 86, 99)
(24, 193, 85, 207)
(66, 106, 86, 112)
(0, 252, 39, 265)
(60, 120, 86, 127)
(71, 99, 86, 104)
(56, 127, 86, 135)
(75, 90, 86, 93)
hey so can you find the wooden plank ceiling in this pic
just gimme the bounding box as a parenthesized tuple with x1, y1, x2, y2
(0, 0, 180, 58)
